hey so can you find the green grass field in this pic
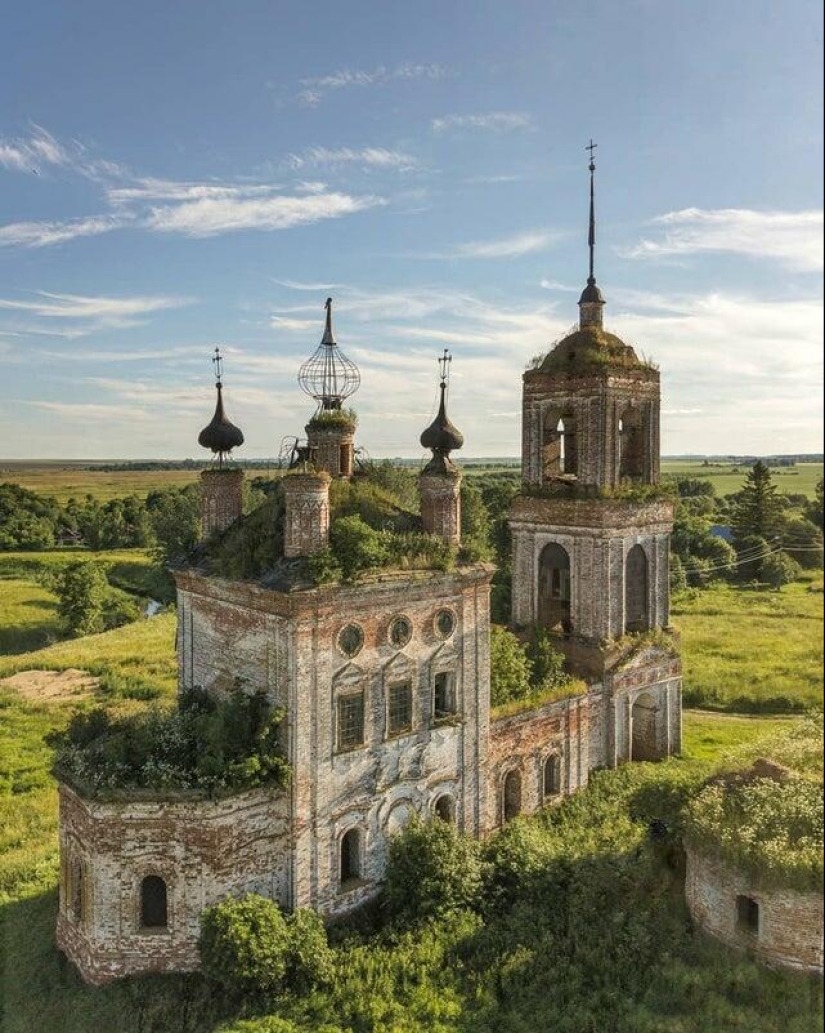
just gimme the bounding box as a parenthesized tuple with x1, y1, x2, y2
(1, 458, 821, 502)
(661, 460, 822, 498)
(673, 578, 824, 712)
(0, 580, 63, 656)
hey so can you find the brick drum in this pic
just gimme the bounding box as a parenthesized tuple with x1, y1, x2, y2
(685, 847, 824, 974)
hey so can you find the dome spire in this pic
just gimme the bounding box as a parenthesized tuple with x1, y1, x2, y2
(198, 347, 244, 467)
(579, 139, 605, 329)
(420, 350, 464, 475)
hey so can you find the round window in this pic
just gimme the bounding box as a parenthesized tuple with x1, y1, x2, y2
(435, 609, 456, 639)
(337, 624, 364, 658)
(389, 615, 412, 648)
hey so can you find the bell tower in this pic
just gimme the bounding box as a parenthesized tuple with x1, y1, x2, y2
(509, 144, 681, 764)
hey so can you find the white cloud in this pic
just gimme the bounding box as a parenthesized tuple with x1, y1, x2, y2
(0, 214, 127, 248)
(296, 63, 450, 106)
(0, 291, 191, 337)
(416, 231, 557, 261)
(625, 208, 824, 272)
(106, 178, 282, 205)
(0, 125, 71, 173)
(146, 190, 385, 236)
(540, 279, 579, 293)
(432, 112, 534, 134)
(287, 147, 419, 172)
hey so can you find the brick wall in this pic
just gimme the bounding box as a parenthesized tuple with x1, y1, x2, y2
(200, 468, 244, 538)
(56, 784, 291, 985)
(685, 847, 824, 974)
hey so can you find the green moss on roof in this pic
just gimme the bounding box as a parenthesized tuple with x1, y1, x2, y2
(536, 326, 656, 373)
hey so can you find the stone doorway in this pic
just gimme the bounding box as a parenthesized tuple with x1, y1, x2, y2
(631, 693, 659, 761)
(538, 542, 572, 632)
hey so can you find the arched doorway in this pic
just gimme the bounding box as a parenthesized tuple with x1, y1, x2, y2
(503, 769, 522, 822)
(625, 545, 649, 633)
(340, 829, 361, 887)
(631, 693, 659, 761)
(543, 754, 562, 798)
(538, 543, 572, 632)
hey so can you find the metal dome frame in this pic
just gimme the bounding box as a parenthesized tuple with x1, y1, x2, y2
(297, 298, 360, 411)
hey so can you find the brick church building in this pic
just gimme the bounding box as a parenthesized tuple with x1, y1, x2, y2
(56, 162, 682, 984)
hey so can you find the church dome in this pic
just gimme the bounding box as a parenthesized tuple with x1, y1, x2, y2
(198, 382, 244, 455)
(538, 325, 644, 372)
(420, 395, 464, 453)
(578, 280, 604, 305)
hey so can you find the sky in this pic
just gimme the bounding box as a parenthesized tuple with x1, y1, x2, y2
(0, 0, 823, 461)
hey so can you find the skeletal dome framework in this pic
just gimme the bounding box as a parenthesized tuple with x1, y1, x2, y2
(298, 298, 360, 411)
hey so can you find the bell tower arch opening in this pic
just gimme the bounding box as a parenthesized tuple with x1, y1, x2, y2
(619, 407, 645, 482)
(538, 542, 572, 633)
(631, 692, 659, 761)
(541, 411, 578, 481)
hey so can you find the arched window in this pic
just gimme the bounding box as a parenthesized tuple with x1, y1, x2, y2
(541, 411, 578, 480)
(503, 770, 522, 822)
(538, 542, 572, 632)
(558, 415, 578, 476)
(140, 875, 168, 929)
(625, 544, 649, 633)
(340, 829, 361, 887)
(619, 407, 645, 481)
(543, 754, 562, 798)
(433, 671, 455, 719)
(736, 895, 760, 936)
(71, 859, 85, 924)
(434, 795, 455, 823)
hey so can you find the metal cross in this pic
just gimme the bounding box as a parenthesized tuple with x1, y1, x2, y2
(212, 346, 224, 384)
(438, 348, 452, 386)
(586, 138, 597, 170)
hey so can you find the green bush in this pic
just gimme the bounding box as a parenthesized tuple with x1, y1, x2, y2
(51, 686, 289, 795)
(199, 894, 292, 1000)
(54, 560, 108, 636)
(490, 625, 532, 706)
(384, 817, 485, 924)
(761, 551, 803, 588)
(199, 895, 334, 1002)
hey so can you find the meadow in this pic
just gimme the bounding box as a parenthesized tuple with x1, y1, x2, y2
(673, 577, 824, 712)
(2, 458, 821, 503)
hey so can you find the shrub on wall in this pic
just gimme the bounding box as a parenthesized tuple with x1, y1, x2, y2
(199, 895, 334, 1001)
(384, 817, 485, 925)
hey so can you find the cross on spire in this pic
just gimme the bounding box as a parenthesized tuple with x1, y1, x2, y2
(586, 139, 597, 282)
(212, 346, 224, 385)
(438, 348, 452, 387)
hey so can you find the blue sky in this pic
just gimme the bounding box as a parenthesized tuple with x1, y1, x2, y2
(1, 0, 822, 461)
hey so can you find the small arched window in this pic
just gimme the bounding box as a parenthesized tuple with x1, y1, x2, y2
(736, 895, 760, 936)
(538, 542, 572, 633)
(71, 859, 85, 924)
(503, 770, 522, 822)
(558, 415, 578, 476)
(340, 829, 361, 887)
(625, 544, 649, 633)
(543, 754, 562, 798)
(140, 875, 168, 929)
(434, 795, 455, 823)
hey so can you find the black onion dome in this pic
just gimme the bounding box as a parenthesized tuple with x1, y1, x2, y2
(198, 383, 244, 455)
(420, 383, 464, 453)
(578, 278, 604, 305)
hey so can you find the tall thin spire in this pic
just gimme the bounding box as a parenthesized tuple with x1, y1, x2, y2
(587, 139, 597, 283)
(578, 140, 605, 329)
(322, 296, 335, 345)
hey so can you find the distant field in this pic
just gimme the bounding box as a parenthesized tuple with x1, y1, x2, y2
(0, 465, 203, 502)
(661, 460, 822, 498)
(673, 576, 824, 712)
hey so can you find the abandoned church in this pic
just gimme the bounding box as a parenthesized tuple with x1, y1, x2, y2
(56, 159, 683, 984)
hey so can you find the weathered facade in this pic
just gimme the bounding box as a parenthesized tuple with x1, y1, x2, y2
(685, 847, 824, 974)
(56, 173, 684, 984)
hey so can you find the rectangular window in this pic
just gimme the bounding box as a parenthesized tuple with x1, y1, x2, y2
(388, 680, 413, 736)
(736, 895, 760, 935)
(433, 672, 455, 719)
(337, 692, 365, 751)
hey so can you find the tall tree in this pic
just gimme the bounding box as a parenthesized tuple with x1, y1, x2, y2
(732, 461, 783, 543)
(55, 561, 108, 636)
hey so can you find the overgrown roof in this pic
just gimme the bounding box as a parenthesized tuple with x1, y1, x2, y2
(535, 326, 656, 374)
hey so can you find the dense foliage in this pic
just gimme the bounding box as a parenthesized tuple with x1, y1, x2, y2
(51, 686, 289, 795)
(54, 560, 110, 636)
(199, 895, 333, 1001)
(383, 817, 486, 924)
(686, 719, 824, 891)
(490, 625, 580, 711)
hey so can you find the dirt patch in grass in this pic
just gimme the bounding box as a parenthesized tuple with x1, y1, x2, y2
(0, 668, 99, 702)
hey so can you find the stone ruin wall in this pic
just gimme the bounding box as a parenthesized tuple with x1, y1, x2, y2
(487, 691, 600, 828)
(56, 783, 291, 985)
(685, 847, 824, 974)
